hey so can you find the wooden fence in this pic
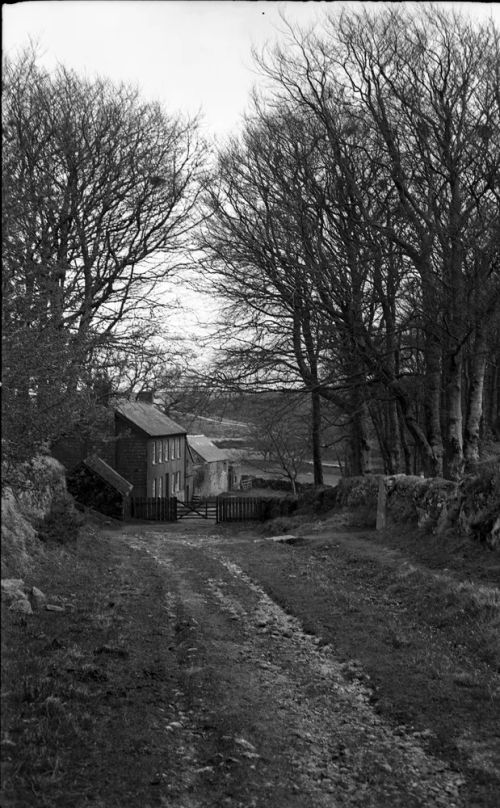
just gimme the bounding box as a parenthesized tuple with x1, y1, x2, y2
(216, 496, 266, 523)
(130, 495, 292, 524)
(130, 497, 177, 521)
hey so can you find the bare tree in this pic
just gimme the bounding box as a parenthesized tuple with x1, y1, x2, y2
(248, 394, 312, 494)
(2, 50, 206, 470)
(248, 6, 500, 479)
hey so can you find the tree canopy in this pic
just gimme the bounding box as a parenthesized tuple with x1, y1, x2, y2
(200, 5, 500, 479)
(2, 50, 206, 477)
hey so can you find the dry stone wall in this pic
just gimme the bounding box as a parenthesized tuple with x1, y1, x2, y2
(331, 469, 499, 548)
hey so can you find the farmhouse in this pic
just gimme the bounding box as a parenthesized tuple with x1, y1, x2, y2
(187, 434, 241, 498)
(114, 398, 187, 500)
(54, 393, 189, 502)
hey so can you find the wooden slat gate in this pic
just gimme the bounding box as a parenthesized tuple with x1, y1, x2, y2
(176, 499, 217, 520)
(216, 496, 266, 523)
(130, 497, 177, 521)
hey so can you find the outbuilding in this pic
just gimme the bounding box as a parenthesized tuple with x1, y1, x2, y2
(187, 434, 241, 498)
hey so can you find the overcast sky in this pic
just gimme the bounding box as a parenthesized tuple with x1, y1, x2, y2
(4, 1, 500, 140)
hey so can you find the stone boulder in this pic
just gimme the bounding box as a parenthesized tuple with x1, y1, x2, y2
(1, 578, 27, 602)
(9, 598, 33, 615)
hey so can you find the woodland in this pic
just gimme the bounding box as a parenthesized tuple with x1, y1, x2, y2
(3, 6, 499, 487)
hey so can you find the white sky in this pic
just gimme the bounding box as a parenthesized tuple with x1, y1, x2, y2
(3, 1, 500, 140)
(4, 0, 500, 350)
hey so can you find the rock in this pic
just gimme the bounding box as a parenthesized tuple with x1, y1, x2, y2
(9, 597, 33, 615)
(489, 515, 500, 549)
(1, 579, 26, 602)
(235, 736, 257, 752)
(93, 644, 129, 658)
(266, 534, 298, 543)
(30, 586, 47, 609)
(453, 671, 476, 687)
(45, 604, 65, 612)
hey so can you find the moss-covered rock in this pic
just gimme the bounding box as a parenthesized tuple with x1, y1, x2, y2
(1, 456, 82, 576)
(385, 475, 427, 525)
(457, 466, 500, 547)
(335, 476, 379, 509)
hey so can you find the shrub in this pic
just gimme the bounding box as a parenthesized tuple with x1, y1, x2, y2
(261, 497, 298, 520)
(36, 493, 84, 544)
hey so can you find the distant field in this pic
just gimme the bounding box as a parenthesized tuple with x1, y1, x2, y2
(240, 459, 342, 488)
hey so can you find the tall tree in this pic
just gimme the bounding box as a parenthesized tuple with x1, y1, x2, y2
(2, 50, 206, 473)
(248, 6, 500, 478)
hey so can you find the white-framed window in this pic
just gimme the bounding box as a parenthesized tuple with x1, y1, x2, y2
(158, 440, 163, 463)
(152, 441, 156, 465)
(158, 476, 163, 497)
(172, 470, 181, 493)
(163, 439, 168, 460)
(152, 478, 157, 497)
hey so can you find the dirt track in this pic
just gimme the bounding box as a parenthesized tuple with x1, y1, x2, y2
(126, 526, 470, 808)
(2, 520, 499, 808)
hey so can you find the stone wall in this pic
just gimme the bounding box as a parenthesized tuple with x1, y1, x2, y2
(328, 469, 499, 548)
(1, 456, 76, 577)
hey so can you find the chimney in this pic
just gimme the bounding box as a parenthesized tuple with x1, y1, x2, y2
(136, 390, 154, 404)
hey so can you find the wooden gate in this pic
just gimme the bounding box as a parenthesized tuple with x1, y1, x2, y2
(130, 497, 177, 521)
(176, 498, 217, 520)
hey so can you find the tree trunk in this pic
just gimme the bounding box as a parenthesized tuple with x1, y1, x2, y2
(369, 400, 390, 473)
(464, 331, 487, 470)
(443, 351, 464, 480)
(349, 399, 372, 476)
(423, 332, 444, 477)
(397, 401, 412, 475)
(385, 398, 401, 474)
(311, 389, 324, 485)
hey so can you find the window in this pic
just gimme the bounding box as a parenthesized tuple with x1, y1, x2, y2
(158, 476, 163, 497)
(171, 472, 181, 494)
(172, 470, 181, 493)
(152, 441, 156, 465)
(171, 438, 176, 460)
(152, 478, 156, 497)
(163, 439, 168, 461)
(158, 440, 163, 463)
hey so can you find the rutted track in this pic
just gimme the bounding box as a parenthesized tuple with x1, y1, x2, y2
(126, 528, 466, 808)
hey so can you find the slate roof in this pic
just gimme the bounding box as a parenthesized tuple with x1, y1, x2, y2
(115, 401, 186, 437)
(83, 455, 133, 496)
(188, 435, 230, 463)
